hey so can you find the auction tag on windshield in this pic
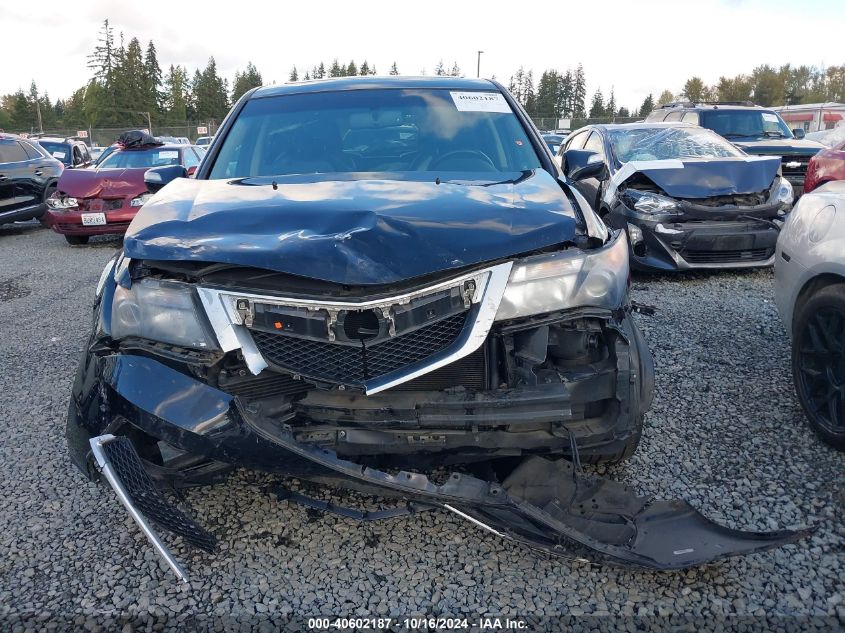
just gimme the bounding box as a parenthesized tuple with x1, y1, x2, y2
(52, 151, 66, 159)
(450, 92, 511, 113)
(159, 150, 179, 159)
(762, 113, 779, 122)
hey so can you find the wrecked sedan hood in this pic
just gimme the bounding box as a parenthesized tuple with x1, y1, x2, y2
(123, 171, 580, 285)
(615, 156, 781, 199)
(733, 137, 825, 156)
(57, 166, 148, 199)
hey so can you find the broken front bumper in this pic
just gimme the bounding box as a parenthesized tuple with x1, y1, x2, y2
(68, 344, 810, 576)
(608, 202, 782, 272)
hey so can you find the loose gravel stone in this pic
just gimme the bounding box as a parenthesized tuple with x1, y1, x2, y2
(0, 222, 842, 627)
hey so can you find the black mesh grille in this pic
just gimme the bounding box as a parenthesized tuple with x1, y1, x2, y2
(396, 345, 487, 391)
(103, 437, 217, 552)
(251, 311, 468, 385)
(682, 248, 772, 264)
(219, 371, 313, 400)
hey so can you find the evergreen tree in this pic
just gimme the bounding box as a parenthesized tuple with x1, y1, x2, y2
(164, 65, 188, 123)
(572, 64, 587, 118)
(289, 66, 298, 81)
(359, 61, 370, 76)
(87, 19, 115, 83)
(144, 40, 164, 115)
(316, 62, 326, 79)
(535, 70, 558, 116)
(231, 62, 262, 102)
(606, 88, 616, 119)
(434, 60, 446, 76)
(389, 62, 399, 75)
(449, 62, 460, 77)
(194, 57, 229, 121)
(617, 106, 630, 118)
(638, 93, 655, 117)
(329, 59, 344, 77)
(303, 71, 311, 81)
(556, 70, 572, 117)
(346, 60, 357, 76)
(589, 89, 605, 118)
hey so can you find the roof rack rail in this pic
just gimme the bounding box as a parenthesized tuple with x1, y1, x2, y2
(659, 100, 757, 109)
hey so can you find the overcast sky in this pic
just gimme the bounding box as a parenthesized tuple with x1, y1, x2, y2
(2, 0, 843, 111)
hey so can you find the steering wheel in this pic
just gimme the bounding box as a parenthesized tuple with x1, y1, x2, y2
(429, 149, 497, 171)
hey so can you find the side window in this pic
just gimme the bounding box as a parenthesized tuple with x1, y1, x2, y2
(583, 132, 605, 158)
(81, 145, 91, 162)
(19, 141, 42, 160)
(681, 112, 700, 125)
(72, 146, 83, 165)
(664, 111, 684, 122)
(183, 148, 200, 168)
(0, 141, 28, 163)
(564, 130, 589, 151)
(644, 111, 665, 122)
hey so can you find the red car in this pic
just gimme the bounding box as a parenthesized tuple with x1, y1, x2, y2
(45, 140, 204, 244)
(804, 138, 845, 194)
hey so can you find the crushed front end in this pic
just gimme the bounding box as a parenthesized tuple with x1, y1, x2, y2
(604, 157, 793, 271)
(66, 229, 811, 577)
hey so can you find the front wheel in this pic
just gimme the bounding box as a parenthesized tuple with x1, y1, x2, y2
(65, 235, 89, 245)
(791, 283, 845, 450)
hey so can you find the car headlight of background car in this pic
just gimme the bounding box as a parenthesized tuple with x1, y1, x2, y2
(495, 231, 629, 321)
(111, 278, 219, 350)
(619, 189, 682, 215)
(130, 192, 153, 207)
(772, 176, 794, 206)
(46, 195, 78, 210)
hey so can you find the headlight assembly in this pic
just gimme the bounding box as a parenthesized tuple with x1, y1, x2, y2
(46, 195, 78, 210)
(772, 176, 794, 206)
(111, 278, 219, 350)
(495, 231, 629, 321)
(130, 192, 153, 207)
(620, 189, 681, 215)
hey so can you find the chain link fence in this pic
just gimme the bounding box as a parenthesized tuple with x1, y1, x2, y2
(23, 121, 219, 147)
(531, 115, 641, 132)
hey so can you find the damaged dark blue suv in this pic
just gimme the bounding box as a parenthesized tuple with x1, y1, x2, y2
(67, 77, 807, 579)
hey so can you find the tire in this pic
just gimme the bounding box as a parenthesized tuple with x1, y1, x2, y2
(65, 235, 89, 245)
(38, 184, 57, 226)
(791, 282, 845, 451)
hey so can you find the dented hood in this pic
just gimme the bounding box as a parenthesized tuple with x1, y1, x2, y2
(614, 157, 781, 199)
(57, 167, 148, 199)
(123, 171, 580, 284)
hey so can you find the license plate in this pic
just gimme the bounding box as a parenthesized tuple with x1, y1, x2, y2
(81, 213, 106, 226)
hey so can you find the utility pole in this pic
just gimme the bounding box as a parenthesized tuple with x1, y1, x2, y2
(477, 51, 484, 78)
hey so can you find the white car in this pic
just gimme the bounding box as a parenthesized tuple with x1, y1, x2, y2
(774, 180, 845, 450)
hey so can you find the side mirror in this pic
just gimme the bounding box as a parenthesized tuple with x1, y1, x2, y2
(792, 128, 805, 139)
(144, 165, 188, 193)
(564, 149, 606, 181)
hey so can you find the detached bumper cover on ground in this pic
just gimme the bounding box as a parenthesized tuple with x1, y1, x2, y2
(68, 351, 811, 574)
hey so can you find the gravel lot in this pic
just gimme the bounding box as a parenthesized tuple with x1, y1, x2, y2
(0, 222, 842, 628)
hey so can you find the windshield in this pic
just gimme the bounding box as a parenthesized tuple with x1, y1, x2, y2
(37, 141, 71, 165)
(607, 126, 744, 164)
(209, 88, 542, 179)
(99, 147, 182, 169)
(700, 110, 793, 140)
